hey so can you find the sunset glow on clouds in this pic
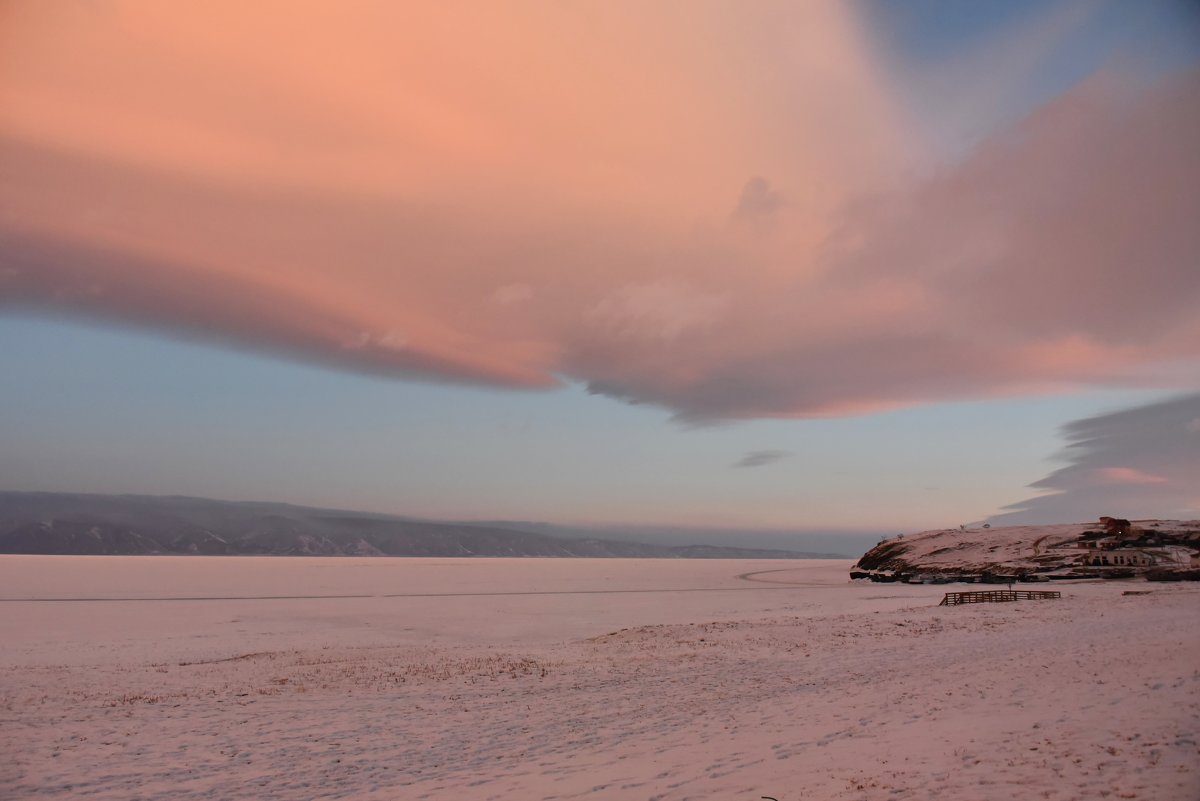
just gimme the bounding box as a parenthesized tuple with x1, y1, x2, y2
(1093, 468, 1168, 486)
(1, 1, 1198, 528)
(5, 0, 1195, 422)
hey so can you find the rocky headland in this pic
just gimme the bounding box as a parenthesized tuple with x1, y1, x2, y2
(851, 518, 1200, 583)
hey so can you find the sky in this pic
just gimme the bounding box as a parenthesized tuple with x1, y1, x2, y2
(1, 0, 1198, 541)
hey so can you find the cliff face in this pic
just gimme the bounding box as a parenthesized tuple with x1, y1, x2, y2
(851, 520, 1200, 583)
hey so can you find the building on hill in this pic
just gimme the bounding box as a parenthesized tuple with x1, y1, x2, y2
(1082, 545, 1195, 569)
(1083, 549, 1158, 567)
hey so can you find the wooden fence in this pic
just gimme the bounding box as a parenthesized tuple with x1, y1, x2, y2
(939, 590, 1062, 606)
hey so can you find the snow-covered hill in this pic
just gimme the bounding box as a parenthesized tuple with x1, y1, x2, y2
(852, 519, 1200, 582)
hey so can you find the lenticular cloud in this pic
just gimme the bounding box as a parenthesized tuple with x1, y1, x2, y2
(1, 2, 1197, 420)
(990, 393, 1200, 525)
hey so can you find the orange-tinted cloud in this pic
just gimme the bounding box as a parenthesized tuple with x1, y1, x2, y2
(1, 2, 1197, 419)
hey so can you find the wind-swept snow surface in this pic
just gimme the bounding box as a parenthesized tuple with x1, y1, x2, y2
(2, 557, 1197, 800)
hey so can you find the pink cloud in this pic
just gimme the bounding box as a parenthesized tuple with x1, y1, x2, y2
(1092, 468, 1168, 486)
(1, 3, 1197, 420)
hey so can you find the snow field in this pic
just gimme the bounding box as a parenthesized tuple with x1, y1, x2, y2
(2, 557, 1196, 800)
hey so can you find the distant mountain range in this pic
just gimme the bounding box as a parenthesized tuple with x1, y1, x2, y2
(0, 492, 848, 559)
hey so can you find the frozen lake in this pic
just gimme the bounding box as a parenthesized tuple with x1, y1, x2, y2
(0, 556, 883, 665)
(3, 556, 1197, 800)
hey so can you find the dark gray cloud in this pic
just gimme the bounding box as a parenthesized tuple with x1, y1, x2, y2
(733, 449, 793, 469)
(989, 393, 1200, 525)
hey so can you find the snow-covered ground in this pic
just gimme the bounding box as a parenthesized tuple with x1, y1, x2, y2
(2, 556, 1197, 800)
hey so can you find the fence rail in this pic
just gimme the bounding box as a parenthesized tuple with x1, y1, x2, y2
(939, 590, 1062, 606)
